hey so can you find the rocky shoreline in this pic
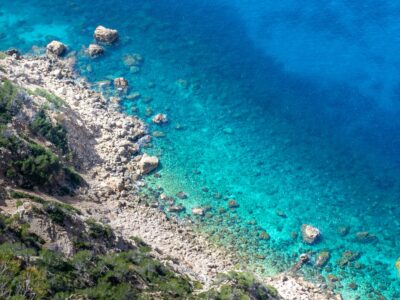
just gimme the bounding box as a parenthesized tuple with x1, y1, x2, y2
(0, 51, 339, 299)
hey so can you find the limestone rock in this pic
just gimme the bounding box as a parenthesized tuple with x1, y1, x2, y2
(192, 207, 204, 216)
(138, 153, 159, 174)
(87, 44, 104, 57)
(168, 205, 185, 213)
(152, 113, 168, 124)
(94, 26, 119, 44)
(114, 77, 129, 89)
(46, 40, 66, 57)
(301, 224, 320, 244)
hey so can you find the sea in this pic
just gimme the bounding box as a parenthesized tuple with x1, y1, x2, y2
(1, 1, 400, 299)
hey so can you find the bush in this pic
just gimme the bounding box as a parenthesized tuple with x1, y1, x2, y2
(0, 79, 18, 124)
(30, 110, 69, 153)
(86, 218, 114, 240)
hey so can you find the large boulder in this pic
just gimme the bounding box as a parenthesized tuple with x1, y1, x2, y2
(46, 41, 66, 57)
(114, 77, 129, 89)
(87, 44, 104, 57)
(152, 113, 168, 124)
(301, 224, 320, 244)
(138, 153, 159, 174)
(94, 26, 119, 44)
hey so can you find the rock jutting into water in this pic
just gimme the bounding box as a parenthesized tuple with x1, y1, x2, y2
(94, 25, 119, 44)
(86, 44, 104, 57)
(46, 40, 66, 57)
(138, 153, 159, 174)
(301, 224, 321, 244)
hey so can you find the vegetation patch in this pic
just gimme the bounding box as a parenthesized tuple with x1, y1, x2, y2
(30, 109, 69, 153)
(0, 78, 18, 125)
(28, 88, 66, 108)
(86, 218, 114, 240)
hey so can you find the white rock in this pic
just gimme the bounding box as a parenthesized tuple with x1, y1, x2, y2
(94, 26, 119, 44)
(152, 113, 168, 124)
(46, 40, 66, 57)
(138, 153, 159, 174)
(192, 207, 204, 216)
(87, 44, 104, 57)
(301, 224, 321, 244)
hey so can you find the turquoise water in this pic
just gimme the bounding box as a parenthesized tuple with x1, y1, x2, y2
(1, 1, 400, 299)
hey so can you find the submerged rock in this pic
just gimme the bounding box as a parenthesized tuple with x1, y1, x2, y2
(276, 210, 287, 218)
(228, 199, 239, 209)
(396, 257, 400, 276)
(337, 250, 360, 267)
(152, 113, 168, 124)
(94, 25, 119, 44)
(355, 231, 377, 244)
(168, 205, 185, 213)
(176, 191, 188, 199)
(316, 250, 330, 267)
(259, 231, 270, 241)
(46, 40, 66, 57)
(86, 44, 104, 57)
(301, 224, 320, 244)
(138, 153, 159, 174)
(123, 53, 144, 66)
(337, 225, 350, 237)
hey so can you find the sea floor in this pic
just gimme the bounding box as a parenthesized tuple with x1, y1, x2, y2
(1, 1, 400, 299)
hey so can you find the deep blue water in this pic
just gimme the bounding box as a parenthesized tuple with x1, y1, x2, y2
(1, 1, 400, 299)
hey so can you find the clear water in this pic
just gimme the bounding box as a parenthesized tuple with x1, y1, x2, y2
(1, 1, 400, 299)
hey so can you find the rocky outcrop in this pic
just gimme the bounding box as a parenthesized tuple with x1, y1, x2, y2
(94, 25, 119, 44)
(152, 113, 168, 124)
(114, 77, 129, 89)
(46, 40, 66, 57)
(192, 207, 205, 216)
(301, 224, 320, 244)
(138, 153, 159, 174)
(86, 44, 104, 57)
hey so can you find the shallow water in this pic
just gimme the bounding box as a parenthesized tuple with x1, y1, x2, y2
(1, 1, 400, 299)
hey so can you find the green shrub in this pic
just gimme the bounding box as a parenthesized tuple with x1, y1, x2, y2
(0, 79, 18, 124)
(86, 218, 114, 239)
(30, 109, 69, 153)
